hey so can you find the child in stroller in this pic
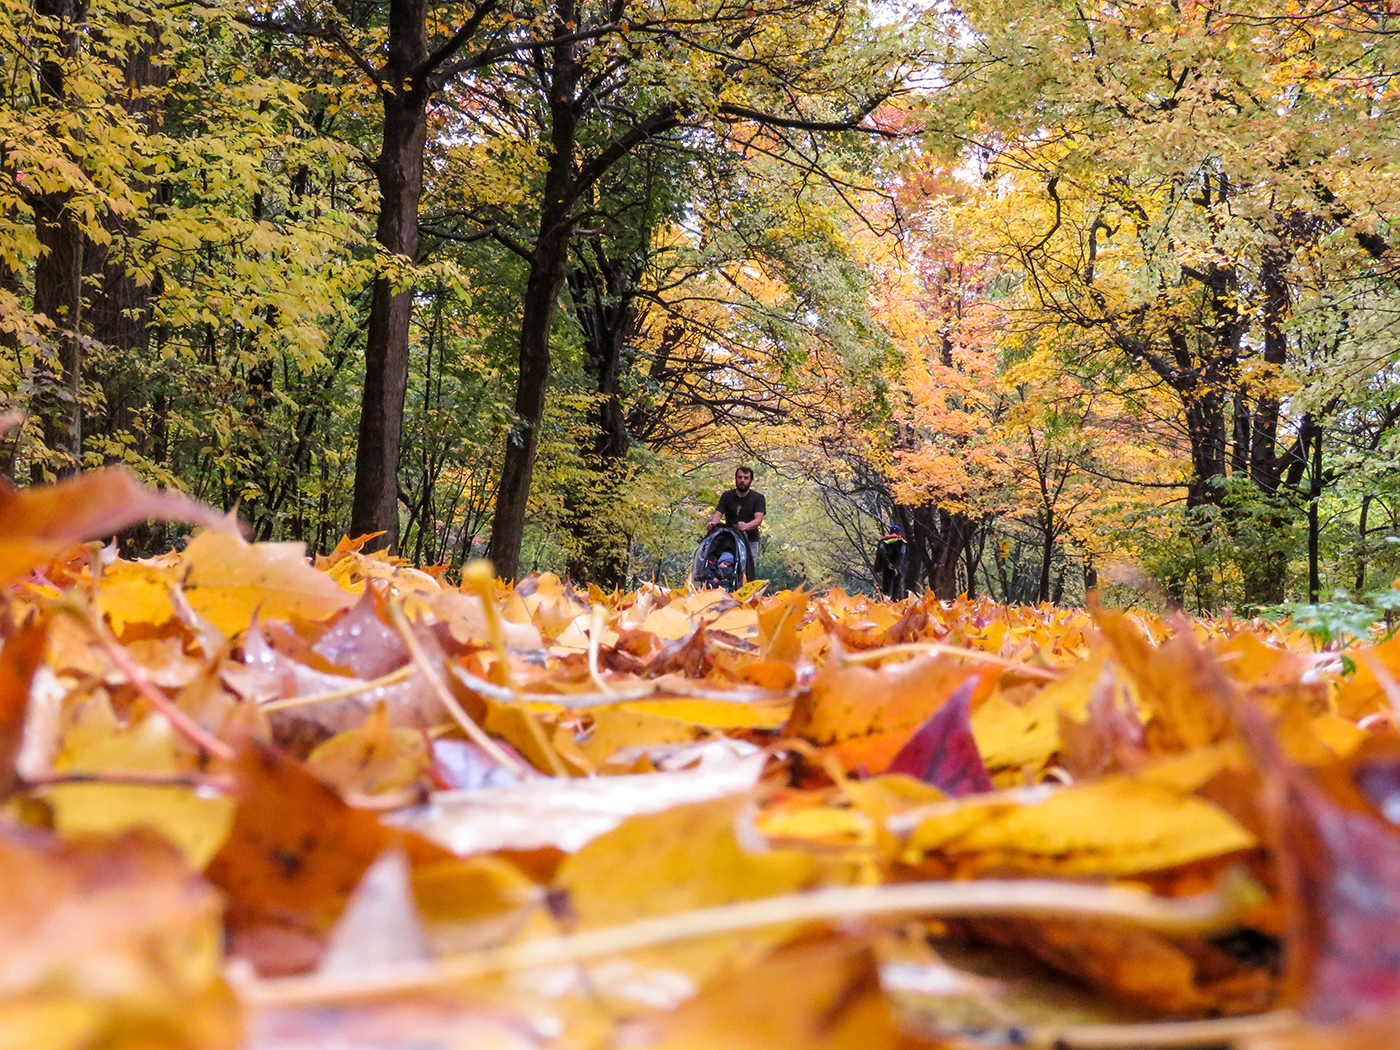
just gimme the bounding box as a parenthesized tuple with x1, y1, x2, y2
(693, 525, 750, 591)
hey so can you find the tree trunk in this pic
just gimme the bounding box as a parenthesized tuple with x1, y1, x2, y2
(1357, 492, 1372, 593)
(350, 50, 428, 551)
(1308, 423, 1323, 603)
(488, 14, 580, 580)
(31, 0, 85, 478)
(902, 503, 975, 601)
(561, 245, 639, 588)
(1038, 513, 1054, 603)
(87, 13, 165, 454)
(490, 234, 571, 579)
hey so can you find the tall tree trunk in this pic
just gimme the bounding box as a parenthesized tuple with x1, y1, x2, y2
(490, 228, 571, 580)
(350, 45, 428, 551)
(87, 12, 165, 454)
(1357, 492, 1372, 593)
(489, 13, 580, 581)
(1308, 423, 1323, 603)
(1234, 240, 1293, 607)
(902, 503, 975, 601)
(1038, 513, 1054, 603)
(561, 246, 638, 588)
(31, 0, 85, 478)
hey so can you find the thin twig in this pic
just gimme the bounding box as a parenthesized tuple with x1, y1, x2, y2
(242, 876, 1259, 1008)
(1036, 1011, 1296, 1049)
(24, 770, 235, 793)
(653, 678, 799, 702)
(386, 603, 526, 778)
(259, 666, 414, 711)
(839, 642, 1061, 680)
(448, 663, 789, 709)
(73, 606, 235, 762)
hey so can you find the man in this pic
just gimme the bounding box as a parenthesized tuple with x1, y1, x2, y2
(707, 466, 766, 575)
(873, 524, 907, 600)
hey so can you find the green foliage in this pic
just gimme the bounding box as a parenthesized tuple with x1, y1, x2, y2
(1262, 588, 1400, 650)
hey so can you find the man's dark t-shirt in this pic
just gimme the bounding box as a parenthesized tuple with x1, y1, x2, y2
(717, 488, 766, 538)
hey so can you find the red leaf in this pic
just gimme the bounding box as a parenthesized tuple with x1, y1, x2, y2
(1286, 754, 1400, 1023)
(0, 613, 48, 798)
(885, 677, 992, 796)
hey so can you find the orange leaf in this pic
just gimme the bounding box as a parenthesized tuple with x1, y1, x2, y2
(204, 742, 451, 976)
(0, 467, 233, 586)
(786, 653, 988, 773)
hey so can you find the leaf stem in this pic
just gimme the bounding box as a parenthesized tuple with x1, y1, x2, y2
(259, 666, 414, 711)
(386, 602, 527, 778)
(242, 876, 1258, 1008)
(74, 606, 235, 762)
(24, 769, 235, 793)
(1036, 1011, 1296, 1049)
(840, 642, 1061, 679)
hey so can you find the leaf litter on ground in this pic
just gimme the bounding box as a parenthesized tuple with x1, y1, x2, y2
(6, 472, 1400, 1048)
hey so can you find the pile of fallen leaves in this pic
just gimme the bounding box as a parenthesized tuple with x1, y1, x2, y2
(8, 469, 1400, 1050)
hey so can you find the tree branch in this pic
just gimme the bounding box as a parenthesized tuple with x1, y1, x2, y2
(419, 0, 500, 85)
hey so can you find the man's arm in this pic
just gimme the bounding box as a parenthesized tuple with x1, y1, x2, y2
(707, 510, 721, 529)
(738, 511, 765, 531)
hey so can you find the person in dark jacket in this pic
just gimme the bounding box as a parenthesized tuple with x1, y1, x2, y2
(707, 465, 766, 574)
(873, 524, 907, 600)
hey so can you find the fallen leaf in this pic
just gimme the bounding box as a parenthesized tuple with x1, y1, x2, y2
(205, 741, 452, 975)
(46, 707, 236, 868)
(635, 936, 928, 1050)
(552, 794, 827, 993)
(900, 773, 1257, 877)
(181, 531, 356, 636)
(0, 826, 238, 1050)
(788, 653, 980, 773)
(887, 677, 993, 796)
(396, 752, 769, 855)
(757, 590, 808, 664)
(0, 612, 48, 797)
(306, 702, 432, 797)
(0, 467, 234, 586)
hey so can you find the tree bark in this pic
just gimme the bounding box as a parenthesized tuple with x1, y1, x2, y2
(1038, 513, 1054, 603)
(561, 243, 639, 587)
(31, 0, 85, 478)
(488, 9, 579, 580)
(87, 13, 166, 454)
(349, 6, 429, 551)
(902, 503, 976, 600)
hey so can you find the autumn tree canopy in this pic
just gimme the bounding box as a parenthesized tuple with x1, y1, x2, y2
(4, 0, 1400, 608)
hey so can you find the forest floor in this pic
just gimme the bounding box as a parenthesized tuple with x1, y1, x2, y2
(1, 468, 1395, 1050)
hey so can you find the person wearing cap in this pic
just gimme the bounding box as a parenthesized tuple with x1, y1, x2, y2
(873, 524, 907, 600)
(706, 465, 766, 574)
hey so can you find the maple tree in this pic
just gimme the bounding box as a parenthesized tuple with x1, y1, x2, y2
(888, 0, 1400, 609)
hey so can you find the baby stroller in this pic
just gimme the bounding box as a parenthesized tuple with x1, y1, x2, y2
(693, 525, 752, 591)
